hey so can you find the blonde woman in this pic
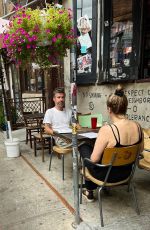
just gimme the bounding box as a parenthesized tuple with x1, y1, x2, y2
(79, 85, 144, 202)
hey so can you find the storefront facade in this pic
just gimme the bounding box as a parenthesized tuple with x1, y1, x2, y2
(64, 0, 150, 128)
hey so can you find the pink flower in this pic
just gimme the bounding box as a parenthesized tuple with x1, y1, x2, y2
(20, 30, 26, 35)
(22, 14, 27, 18)
(52, 37, 57, 43)
(25, 34, 29, 38)
(59, 10, 64, 14)
(10, 38, 14, 44)
(57, 34, 62, 39)
(17, 19, 22, 25)
(4, 34, 10, 39)
(18, 47, 22, 52)
(26, 44, 31, 49)
(28, 37, 33, 42)
(46, 29, 51, 34)
(32, 35, 37, 41)
(33, 25, 40, 33)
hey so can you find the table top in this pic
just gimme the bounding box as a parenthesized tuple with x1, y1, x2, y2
(53, 127, 100, 141)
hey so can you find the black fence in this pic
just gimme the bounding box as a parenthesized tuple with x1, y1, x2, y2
(5, 97, 46, 129)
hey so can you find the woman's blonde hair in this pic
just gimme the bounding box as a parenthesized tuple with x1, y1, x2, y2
(107, 85, 128, 115)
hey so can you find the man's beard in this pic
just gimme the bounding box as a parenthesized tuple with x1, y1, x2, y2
(57, 102, 65, 107)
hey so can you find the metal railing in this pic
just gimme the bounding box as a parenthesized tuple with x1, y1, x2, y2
(6, 96, 46, 129)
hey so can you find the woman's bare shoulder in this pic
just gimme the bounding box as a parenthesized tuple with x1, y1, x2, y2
(127, 120, 142, 129)
(99, 124, 111, 134)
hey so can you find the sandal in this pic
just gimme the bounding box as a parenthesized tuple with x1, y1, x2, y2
(82, 190, 94, 202)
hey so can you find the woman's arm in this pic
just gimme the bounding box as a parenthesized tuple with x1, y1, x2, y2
(90, 126, 109, 163)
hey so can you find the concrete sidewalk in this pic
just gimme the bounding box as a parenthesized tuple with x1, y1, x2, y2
(0, 129, 150, 230)
(0, 131, 74, 230)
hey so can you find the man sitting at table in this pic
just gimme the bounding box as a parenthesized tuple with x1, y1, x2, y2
(43, 87, 73, 148)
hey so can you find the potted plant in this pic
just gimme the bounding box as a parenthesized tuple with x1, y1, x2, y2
(3, 4, 75, 68)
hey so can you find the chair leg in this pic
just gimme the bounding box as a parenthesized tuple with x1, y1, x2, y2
(26, 130, 28, 144)
(48, 138, 51, 155)
(62, 154, 64, 180)
(42, 140, 44, 162)
(130, 183, 140, 215)
(80, 174, 83, 204)
(29, 130, 32, 148)
(49, 150, 53, 171)
(97, 187, 104, 227)
(34, 137, 37, 157)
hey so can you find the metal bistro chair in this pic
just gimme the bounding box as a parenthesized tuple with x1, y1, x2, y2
(139, 150, 150, 171)
(139, 128, 150, 171)
(23, 112, 41, 148)
(49, 141, 72, 180)
(80, 144, 140, 227)
(33, 120, 53, 162)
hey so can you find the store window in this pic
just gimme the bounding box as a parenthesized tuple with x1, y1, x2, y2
(140, 0, 150, 79)
(75, 0, 97, 85)
(100, 0, 142, 83)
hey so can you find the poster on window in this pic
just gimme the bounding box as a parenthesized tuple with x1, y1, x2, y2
(77, 54, 92, 73)
(77, 15, 92, 74)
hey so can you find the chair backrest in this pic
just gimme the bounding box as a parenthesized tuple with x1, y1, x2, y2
(101, 144, 140, 166)
(23, 112, 39, 127)
(39, 119, 45, 138)
(78, 113, 103, 128)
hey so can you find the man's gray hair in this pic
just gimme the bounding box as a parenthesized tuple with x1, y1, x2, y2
(53, 87, 65, 97)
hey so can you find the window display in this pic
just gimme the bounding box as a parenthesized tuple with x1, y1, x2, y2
(76, 0, 97, 85)
(109, 0, 134, 80)
(110, 21, 133, 68)
(77, 14, 92, 74)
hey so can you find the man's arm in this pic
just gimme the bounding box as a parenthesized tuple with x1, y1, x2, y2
(44, 123, 54, 135)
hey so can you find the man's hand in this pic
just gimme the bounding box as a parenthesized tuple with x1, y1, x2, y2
(44, 123, 54, 135)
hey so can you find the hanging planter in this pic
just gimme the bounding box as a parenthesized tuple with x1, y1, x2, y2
(3, 5, 75, 68)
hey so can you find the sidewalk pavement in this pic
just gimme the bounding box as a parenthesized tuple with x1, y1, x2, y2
(0, 129, 150, 230)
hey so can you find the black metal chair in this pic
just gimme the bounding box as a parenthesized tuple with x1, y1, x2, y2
(23, 112, 41, 148)
(49, 144, 72, 180)
(80, 144, 141, 227)
(33, 120, 53, 162)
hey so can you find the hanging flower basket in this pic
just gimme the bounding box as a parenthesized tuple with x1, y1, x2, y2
(3, 5, 75, 68)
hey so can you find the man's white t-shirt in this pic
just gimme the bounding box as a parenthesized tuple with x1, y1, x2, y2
(43, 107, 72, 132)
